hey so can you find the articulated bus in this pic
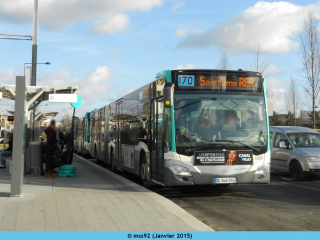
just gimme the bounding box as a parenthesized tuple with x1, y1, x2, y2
(90, 69, 273, 188)
(74, 112, 91, 156)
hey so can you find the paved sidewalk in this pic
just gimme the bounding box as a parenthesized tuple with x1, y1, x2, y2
(0, 154, 213, 231)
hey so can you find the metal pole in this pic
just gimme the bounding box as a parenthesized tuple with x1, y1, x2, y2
(67, 107, 76, 165)
(32, 109, 35, 141)
(31, 0, 38, 86)
(11, 76, 26, 197)
(31, 0, 38, 142)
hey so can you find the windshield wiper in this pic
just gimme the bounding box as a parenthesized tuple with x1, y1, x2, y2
(214, 140, 260, 152)
(174, 100, 201, 110)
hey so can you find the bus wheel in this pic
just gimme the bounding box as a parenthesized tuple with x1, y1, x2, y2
(111, 149, 116, 172)
(140, 155, 151, 188)
(94, 147, 98, 163)
(290, 162, 305, 181)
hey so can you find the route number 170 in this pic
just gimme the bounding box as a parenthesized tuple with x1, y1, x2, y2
(178, 75, 195, 87)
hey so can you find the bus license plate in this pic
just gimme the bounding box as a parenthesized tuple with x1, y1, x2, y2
(214, 177, 237, 184)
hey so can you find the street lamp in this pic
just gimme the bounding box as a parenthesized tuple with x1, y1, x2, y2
(24, 62, 51, 77)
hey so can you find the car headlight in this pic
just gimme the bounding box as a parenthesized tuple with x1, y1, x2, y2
(255, 163, 270, 175)
(169, 164, 192, 176)
(306, 156, 320, 162)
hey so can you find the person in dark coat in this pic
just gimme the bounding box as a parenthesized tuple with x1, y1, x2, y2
(0, 133, 13, 168)
(57, 128, 65, 152)
(44, 120, 57, 178)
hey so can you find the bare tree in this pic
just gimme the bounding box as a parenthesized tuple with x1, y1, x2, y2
(61, 113, 72, 127)
(216, 52, 231, 70)
(285, 77, 300, 126)
(299, 8, 320, 129)
(251, 43, 270, 76)
(250, 43, 280, 109)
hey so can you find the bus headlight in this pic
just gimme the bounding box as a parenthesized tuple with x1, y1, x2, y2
(255, 163, 270, 175)
(306, 156, 320, 162)
(169, 165, 192, 176)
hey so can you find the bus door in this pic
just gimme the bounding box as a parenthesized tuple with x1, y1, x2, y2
(150, 97, 164, 184)
(115, 101, 123, 168)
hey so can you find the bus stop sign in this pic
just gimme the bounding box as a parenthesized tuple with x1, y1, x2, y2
(71, 95, 82, 108)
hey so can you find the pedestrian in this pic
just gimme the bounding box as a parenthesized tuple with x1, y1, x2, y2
(0, 133, 13, 168)
(44, 119, 57, 178)
(64, 128, 74, 164)
(57, 128, 65, 152)
(40, 131, 47, 176)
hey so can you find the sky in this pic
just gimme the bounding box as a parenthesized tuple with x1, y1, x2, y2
(0, 0, 319, 120)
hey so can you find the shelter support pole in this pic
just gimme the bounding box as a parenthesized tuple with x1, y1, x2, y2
(67, 107, 76, 165)
(11, 76, 26, 197)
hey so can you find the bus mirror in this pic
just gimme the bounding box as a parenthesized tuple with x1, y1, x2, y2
(163, 83, 174, 108)
(267, 98, 273, 116)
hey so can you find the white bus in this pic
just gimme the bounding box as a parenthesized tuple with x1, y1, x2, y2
(90, 69, 273, 188)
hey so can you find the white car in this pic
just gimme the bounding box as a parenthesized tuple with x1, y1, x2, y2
(270, 126, 320, 180)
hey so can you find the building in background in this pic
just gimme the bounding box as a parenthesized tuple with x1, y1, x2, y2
(300, 110, 313, 125)
(0, 114, 14, 131)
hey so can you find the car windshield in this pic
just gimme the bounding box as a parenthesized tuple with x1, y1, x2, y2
(287, 132, 320, 148)
(174, 92, 268, 149)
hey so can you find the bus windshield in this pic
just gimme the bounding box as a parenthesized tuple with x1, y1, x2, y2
(174, 92, 267, 150)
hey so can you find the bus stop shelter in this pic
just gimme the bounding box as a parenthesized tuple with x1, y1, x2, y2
(0, 80, 78, 196)
(6, 109, 59, 141)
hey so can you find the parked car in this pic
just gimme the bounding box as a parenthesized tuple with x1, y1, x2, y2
(270, 126, 320, 181)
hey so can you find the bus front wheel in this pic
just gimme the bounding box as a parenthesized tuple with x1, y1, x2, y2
(140, 155, 151, 189)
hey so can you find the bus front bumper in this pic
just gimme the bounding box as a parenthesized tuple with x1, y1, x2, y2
(164, 168, 270, 186)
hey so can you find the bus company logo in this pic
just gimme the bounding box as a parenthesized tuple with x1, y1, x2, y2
(239, 153, 252, 162)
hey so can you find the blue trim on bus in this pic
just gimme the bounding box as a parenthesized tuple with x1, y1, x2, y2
(155, 70, 177, 152)
(263, 75, 270, 152)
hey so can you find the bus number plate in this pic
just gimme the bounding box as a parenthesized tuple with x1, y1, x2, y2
(213, 177, 237, 184)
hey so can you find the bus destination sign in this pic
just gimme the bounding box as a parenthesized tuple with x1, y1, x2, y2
(176, 74, 262, 92)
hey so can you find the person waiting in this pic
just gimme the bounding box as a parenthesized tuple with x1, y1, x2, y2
(0, 133, 13, 169)
(44, 120, 57, 178)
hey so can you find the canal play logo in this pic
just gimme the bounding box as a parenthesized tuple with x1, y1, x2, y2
(239, 153, 252, 162)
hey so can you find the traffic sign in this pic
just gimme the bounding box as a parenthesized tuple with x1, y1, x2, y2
(71, 95, 82, 108)
(49, 94, 78, 103)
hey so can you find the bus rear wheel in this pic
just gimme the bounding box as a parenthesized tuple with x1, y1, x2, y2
(140, 155, 151, 189)
(94, 146, 98, 163)
(111, 149, 116, 172)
